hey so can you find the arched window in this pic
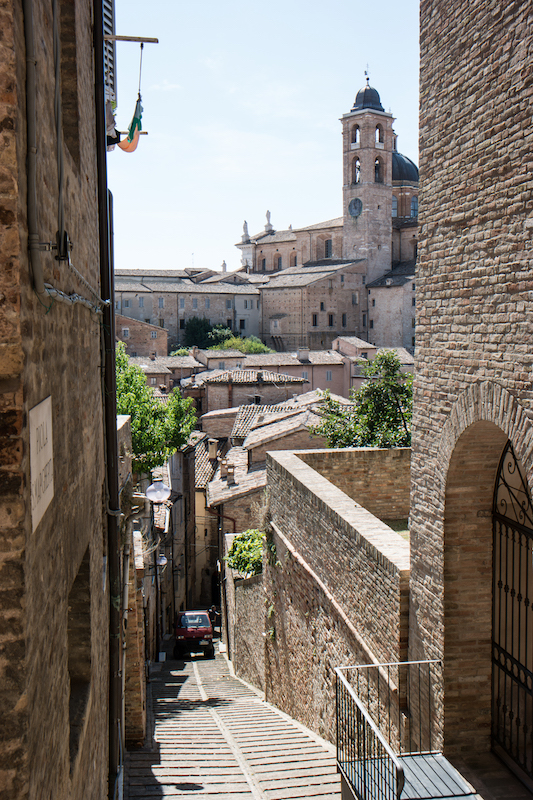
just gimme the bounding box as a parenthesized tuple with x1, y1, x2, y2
(351, 125, 360, 144)
(411, 196, 418, 217)
(375, 124, 384, 144)
(275, 255, 282, 270)
(413, 242, 418, 260)
(392, 197, 398, 218)
(353, 158, 361, 184)
(325, 239, 332, 258)
(374, 158, 383, 183)
(290, 251, 297, 267)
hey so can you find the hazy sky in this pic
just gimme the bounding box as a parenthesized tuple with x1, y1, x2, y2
(107, 0, 419, 273)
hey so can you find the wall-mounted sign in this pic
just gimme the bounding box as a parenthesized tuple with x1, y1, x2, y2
(29, 396, 54, 532)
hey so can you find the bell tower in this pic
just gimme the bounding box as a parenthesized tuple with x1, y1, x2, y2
(341, 78, 394, 282)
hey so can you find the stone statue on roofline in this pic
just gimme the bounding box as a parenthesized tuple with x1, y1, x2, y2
(265, 210, 274, 233)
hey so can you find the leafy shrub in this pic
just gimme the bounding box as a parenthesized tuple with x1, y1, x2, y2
(225, 529, 264, 577)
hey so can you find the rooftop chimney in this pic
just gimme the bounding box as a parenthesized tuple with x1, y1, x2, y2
(208, 438, 217, 460)
(297, 348, 310, 362)
(227, 464, 236, 485)
(191, 346, 198, 358)
(220, 458, 228, 479)
(150, 352, 156, 361)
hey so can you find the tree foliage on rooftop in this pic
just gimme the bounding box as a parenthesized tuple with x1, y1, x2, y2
(115, 342, 196, 474)
(312, 350, 412, 448)
(224, 529, 264, 577)
(209, 334, 274, 354)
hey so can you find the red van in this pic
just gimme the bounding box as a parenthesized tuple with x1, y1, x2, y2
(173, 610, 215, 659)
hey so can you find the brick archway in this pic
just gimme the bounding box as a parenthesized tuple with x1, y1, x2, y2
(437, 383, 533, 756)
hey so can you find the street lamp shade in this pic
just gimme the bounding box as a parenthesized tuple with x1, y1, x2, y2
(146, 478, 171, 503)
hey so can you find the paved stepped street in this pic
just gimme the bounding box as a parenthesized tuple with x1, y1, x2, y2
(125, 651, 341, 799)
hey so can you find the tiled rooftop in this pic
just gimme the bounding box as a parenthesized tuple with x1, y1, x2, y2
(203, 370, 307, 385)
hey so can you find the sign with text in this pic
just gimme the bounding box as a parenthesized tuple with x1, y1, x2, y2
(29, 396, 54, 532)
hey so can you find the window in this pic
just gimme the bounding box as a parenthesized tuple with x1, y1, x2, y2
(150, 378, 156, 385)
(353, 158, 361, 184)
(158, 297, 164, 309)
(131, 351, 137, 357)
(328, 314, 334, 327)
(372, 298, 376, 307)
(244, 300, 248, 309)
(239, 319, 245, 330)
(340, 274, 344, 284)
(320, 302, 325, 311)
(180, 298, 185, 309)
(226, 319, 232, 328)
(122, 328, 129, 338)
(375, 124, 384, 144)
(312, 314, 318, 327)
(325, 239, 332, 258)
(273, 320, 278, 329)
(144, 318, 150, 324)
(139, 297, 144, 308)
(151, 331, 157, 339)
(412, 337, 415, 347)
(412, 283, 416, 291)
(218, 361, 225, 370)
(302, 371, 308, 380)
(362, 276, 366, 285)
(192, 298, 198, 309)
(226, 299, 232, 309)
(342, 313, 347, 327)
(159, 319, 164, 327)
(261, 258, 266, 271)
(257, 299, 260, 309)
(205, 298, 210, 309)
(328, 279, 333, 289)
(290, 252, 297, 267)
(412, 297, 416, 307)
(123, 299, 130, 308)
(392, 197, 398, 218)
(361, 352, 368, 359)
(180, 320, 185, 329)
(370, 320, 374, 329)
(352, 292, 358, 305)
(362, 314, 367, 327)
(275, 255, 282, 270)
(326, 370, 332, 382)
(412, 318, 416, 328)
(351, 125, 360, 144)
(374, 158, 383, 183)
(411, 197, 418, 217)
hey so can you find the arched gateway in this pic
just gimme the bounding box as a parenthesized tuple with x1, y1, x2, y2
(492, 441, 533, 785)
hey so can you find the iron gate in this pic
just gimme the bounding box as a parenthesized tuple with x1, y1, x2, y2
(492, 441, 533, 785)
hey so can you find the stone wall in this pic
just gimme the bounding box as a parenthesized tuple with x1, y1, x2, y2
(206, 382, 305, 412)
(233, 574, 265, 692)
(264, 450, 410, 742)
(116, 313, 169, 358)
(0, 1, 109, 796)
(412, 0, 533, 758)
(297, 447, 411, 521)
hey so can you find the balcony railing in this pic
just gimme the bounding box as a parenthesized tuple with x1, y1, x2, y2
(336, 660, 443, 800)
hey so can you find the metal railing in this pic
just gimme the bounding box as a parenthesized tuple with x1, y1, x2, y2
(337, 668, 405, 800)
(336, 660, 442, 800)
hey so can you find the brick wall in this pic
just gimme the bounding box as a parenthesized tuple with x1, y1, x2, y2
(233, 574, 265, 692)
(412, 0, 533, 758)
(264, 450, 410, 741)
(206, 382, 305, 412)
(249, 430, 328, 465)
(116, 314, 168, 358)
(297, 447, 411, 520)
(0, 1, 109, 796)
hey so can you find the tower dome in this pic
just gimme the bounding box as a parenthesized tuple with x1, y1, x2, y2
(392, 152, 419, 182)
(352, 77, 385, 112)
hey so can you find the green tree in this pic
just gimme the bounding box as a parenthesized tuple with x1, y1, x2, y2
(313, 350, 412, 448)
(183, 317, 213, 349)
(209, 335, 274, 354)
(207, 324, 233, 347)
(225, 529, 263, 577)
(115, 342, 196, 473)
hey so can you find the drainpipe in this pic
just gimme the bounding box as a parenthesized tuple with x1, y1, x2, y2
(93, 3, 122, 798)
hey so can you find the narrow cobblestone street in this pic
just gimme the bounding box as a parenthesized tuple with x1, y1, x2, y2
(125, 649, 341, 799)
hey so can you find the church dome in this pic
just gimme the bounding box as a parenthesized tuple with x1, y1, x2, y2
(392, 151, 419, 182)
(352, 80, 384, 112)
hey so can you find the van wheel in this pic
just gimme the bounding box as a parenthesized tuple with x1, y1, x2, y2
(205, 646, 215, 659)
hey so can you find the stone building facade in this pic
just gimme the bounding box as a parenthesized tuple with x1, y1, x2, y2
(116, 313, 169, 358)
(0, 1, 113, 797)
(409, 0, 533, 782)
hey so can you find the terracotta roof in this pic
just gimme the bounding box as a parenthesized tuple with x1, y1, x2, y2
(194, 435, 224, 489)
(243, 409, 322, 450)
(200, 349, 246, 359)
(207, 447, 266, 506)
(203, 370, 307, 385)
(137, 363, 172, 375)
(231, 403, 292, 440)
(334, 336, 377, 349)
(377, 347, 414, 365)
(130, 355, 201, 370)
